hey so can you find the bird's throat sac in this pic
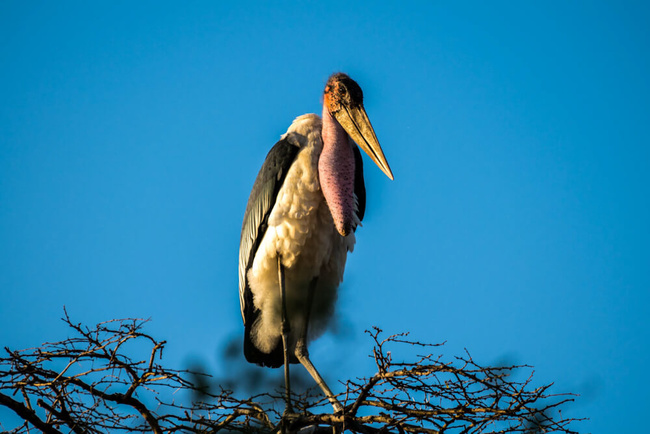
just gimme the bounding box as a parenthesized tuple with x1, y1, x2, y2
(320, 110, 356, 237)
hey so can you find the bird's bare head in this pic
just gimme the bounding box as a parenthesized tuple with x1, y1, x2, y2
(323, 73, 364, 114)
(323, 73, 394, 180)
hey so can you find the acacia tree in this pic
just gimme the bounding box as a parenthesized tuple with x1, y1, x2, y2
(0, 312, 582, 433)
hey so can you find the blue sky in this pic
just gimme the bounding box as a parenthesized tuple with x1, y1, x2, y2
(1, 1, 648, 432)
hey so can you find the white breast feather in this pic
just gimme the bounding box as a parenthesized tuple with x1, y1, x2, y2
(247, 114, 356, 353)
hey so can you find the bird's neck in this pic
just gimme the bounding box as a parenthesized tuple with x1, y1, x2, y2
(319, 108, 356, 237)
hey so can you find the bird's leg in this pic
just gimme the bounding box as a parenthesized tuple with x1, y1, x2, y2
(277, 255, 294, 415)
(295, 277, 344, 413)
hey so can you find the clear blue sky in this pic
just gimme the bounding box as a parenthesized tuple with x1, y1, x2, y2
(1, 2, 648, 432)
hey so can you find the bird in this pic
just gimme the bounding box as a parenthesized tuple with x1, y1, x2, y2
(239, 73, 393, 413)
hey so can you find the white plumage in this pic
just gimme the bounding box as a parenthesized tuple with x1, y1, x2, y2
(247, 114, 357, 354)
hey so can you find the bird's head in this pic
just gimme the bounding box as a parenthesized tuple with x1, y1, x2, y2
(324, 73, 394, 180)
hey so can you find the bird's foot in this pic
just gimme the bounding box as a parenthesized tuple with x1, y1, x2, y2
(282, 404, 297, 418)
(327, 396, 344, 415)
(278, 406, 300, 434)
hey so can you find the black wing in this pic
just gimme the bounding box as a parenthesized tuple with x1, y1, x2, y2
(239, 136, 300, 367)
(239, 136, 300, 323)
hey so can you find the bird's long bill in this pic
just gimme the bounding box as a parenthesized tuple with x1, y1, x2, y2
(335, 105, 394, 180)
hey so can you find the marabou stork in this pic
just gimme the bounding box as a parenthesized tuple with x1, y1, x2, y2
(239, 73, 393, 412)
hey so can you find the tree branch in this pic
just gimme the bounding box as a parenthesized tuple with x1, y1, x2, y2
(0, 316, 584, 433)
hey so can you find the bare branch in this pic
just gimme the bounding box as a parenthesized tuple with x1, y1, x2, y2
(0, 317, 583, 433)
